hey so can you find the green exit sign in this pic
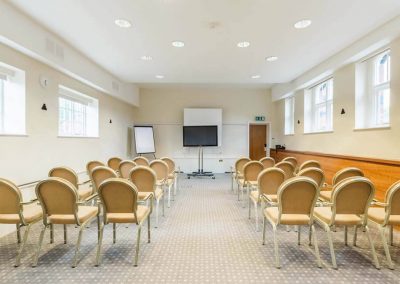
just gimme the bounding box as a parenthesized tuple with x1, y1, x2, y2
(255, 116, 265, 121)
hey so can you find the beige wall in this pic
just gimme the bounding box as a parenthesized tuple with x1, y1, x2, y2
(134, 86, 276, 172)
(274, 38, 400, 160)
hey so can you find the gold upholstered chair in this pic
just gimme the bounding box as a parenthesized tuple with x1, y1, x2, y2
(263, 177, 321, 268)
(313, 177, 379, 269)
(130, 166, 164, 227)
(86, 160, 105, 175)
(33, 178, 100, 268)
(367, 180, 400, 269)
(249, 168, 285, 231)
(161, 157, 179, 197)
(107, 157, 123, 172)
(298, 160, 321, 171)
(150, 160, 174, 208)
(297, 167, 325, 188)
(119, 160, 137, 179)
(319, 167, 364, 201)
(90, 166, 118, 194)
(275, 161, 295, 179)
(133, 156, 150, 167)
(231, 157, 251, 193)
(282, 156, 298, 170)
(238, 161, 264, 207)
(96, 178, 151, 266)
(259, 157, 275, 169)
(0, 178, 42, 267)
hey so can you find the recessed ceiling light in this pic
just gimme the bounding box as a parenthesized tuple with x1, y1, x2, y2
(140, 55, 153, 61)
(251, 75, 261, 79)
(172, 41, 185, 47)
(237, 41, 250, 48)
(114, 19, 131, 28)
(155, 75, 164, 79)
(266, 56, 278, 62)
(294, 19, 312, 29)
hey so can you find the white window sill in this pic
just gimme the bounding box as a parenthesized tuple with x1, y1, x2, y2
(303, 130, 334, 135)
(58, 135, 99, 139)
(0, 133, 28, 137)
(354, 125, 391, 131)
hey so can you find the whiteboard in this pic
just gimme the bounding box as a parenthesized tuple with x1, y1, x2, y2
(134, 126, 156, 154)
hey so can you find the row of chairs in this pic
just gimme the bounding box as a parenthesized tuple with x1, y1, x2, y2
(231, 156, 400, 270)
(0, 156, 179, 268)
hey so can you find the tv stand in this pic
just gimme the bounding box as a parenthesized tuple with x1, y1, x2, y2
(187, 146, 215, 179)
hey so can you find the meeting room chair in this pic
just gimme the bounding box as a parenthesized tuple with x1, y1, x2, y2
(96, 178, 151, 266)
(133, 156, 150, 167)
(107, 157, 123, 172)
(0, 178, 42, 267)
(275, 161, 295, 179)
(161, 157, 179, 197)
(298, 160, 321, 171)
(297, 167, 325, 188)
(33, 177, 100, 268)
(232, 157, 251, 193)
(149, 160, 174, 208)
(90, 166, 118, 194)
(119, 160, 137, 179)
(249, 168, 285, 231)
(367, 180, 400, 269)
(238, 161, 264, 207)
(313, 177, 379, 269)
(259, 157, 275, 168)
(263, 177, 321, 268)
(282, 156, 298, 169)
(319, 167, 364, 201)
(86, 160, 105, 175)
(130, 166, 164, 227)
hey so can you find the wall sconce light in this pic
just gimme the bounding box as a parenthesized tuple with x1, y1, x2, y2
(341, 108, 345, 115)
(109, 119, 112, 124)
(297, 120, 300, 124)
(41, 103, 47, 111)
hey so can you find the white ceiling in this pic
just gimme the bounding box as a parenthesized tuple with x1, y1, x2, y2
(9, 0, 400, 85)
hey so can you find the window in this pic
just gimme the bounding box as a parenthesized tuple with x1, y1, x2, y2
(58, 85, 99, 137)
(304, 78, 333, 133)
(284, 97, 295, 135)
(355, 50, 390, 129)
(0, 63, 26, 135)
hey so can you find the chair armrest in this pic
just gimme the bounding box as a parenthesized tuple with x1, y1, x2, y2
(20, 199, 38, 205)
(78, 180, 91, 186)
(84, 193, 98, 202)
(142, 193, 154, 202)
(372, 201, 388, 207)
(316, 200, 333, 207)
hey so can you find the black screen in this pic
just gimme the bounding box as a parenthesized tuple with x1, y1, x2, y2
(183, 126, 218, 147)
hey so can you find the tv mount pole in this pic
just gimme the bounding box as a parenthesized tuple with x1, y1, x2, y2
(187, 146, 215, 179)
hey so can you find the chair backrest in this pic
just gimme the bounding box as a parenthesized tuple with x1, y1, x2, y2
(275, 161, 295, 179)
(36, 177, 78, 217)
(48, 166, 78, 188)
(161, 157, 175, 174)
(297, 167, 325, 188)
(384, 180, 400, 217)
(98, 178, 139, 222)
(243, 161, 264, 182)
(133, 156, 150, 166)
(259, 157, 275, 168)
(149, 160, 169, 181)
(282, 156, 298, 168)
(257, 168, 286, 196)
(332, 167, 364, 185)
(90, 166, 118, 193)
(0, 178, 22, 215)
(332, 177, 375, 222)
(299, 160, 321, 171)
(119, 160, 137, 179)
(277, 177, 319, 220)
(235, 157, 251, 175)
(86, 160, 105, 175)
(107, 157, 122, 171)
(129, 166, 157, 193)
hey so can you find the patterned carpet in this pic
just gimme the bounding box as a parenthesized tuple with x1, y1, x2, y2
(0, 174, 399, 283)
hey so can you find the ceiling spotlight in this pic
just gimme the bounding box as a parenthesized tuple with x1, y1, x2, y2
(237, 41, 250, 48)
(155, 75, 164, 79)
(140, 55, 153, 61)
(172, 41, 185, 47)
(266, 56, 278, 62)
(114, 19, 132, 28)
(294, 19, 312, 29)
(251, 75, 261, 79)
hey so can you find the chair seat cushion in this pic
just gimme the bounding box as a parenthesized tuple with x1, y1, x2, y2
(78, 186, 93, 200)
(368, 207, 400, 225)
(106, 205, 150, 223)
(314, 207, 362, 226)
(0, 204, 43, 224)
(319, 191, 332, 201)
(49, 206, 98, 224)
(264, 207, 311, 225)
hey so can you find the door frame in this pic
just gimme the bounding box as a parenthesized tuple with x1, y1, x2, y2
(247, 122, 272, 159)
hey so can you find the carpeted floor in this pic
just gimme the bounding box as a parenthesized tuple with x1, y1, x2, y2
(0, 174, 399, 283)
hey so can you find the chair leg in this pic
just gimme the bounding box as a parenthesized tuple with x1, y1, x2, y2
(364, 225, 380, 269)
(297, 225, 301, 245)
(64, 224, 67, 244)
(311, 225, 322, 268)
(134, 225, 142, 267)
(97, 215, 100, 242)
(72, 225, 85, 268)
(16, 224, 21, 244)
(156, 199, 159, 228)
(326, 226, 337, 269)
(286, 225, 290, 232)
(162, 194, 165, 217)
(32, 225, 48, 267)
(248, 197, 251, 219)
(378, 226, 394, 269)
(272, 225, 280, 268)
(389, 225, 393, 246)
(231, 175, 233, 192)
(95, 223, 104, 266)
(262, 216, 267, 245)
(237, 183, 240, 201)
(113, 223, 116, 244)
(308, 225, 312, 246)
(15, 224, 32, 267)
(147, 216, 151, 243)
(254, 201, 259, 231)
(167, 185, 171, 208)
(353, 225, 358, 246)
(50, 224, 54, 244)
(344, 226, 348, 246)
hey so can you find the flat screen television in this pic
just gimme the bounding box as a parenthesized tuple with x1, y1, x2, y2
(183, 125, 218, 147)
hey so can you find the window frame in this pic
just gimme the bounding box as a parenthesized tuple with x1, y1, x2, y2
(284, 96, 295, 135)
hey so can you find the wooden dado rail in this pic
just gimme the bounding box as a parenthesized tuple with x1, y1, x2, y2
(270, 149, 400, 201)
